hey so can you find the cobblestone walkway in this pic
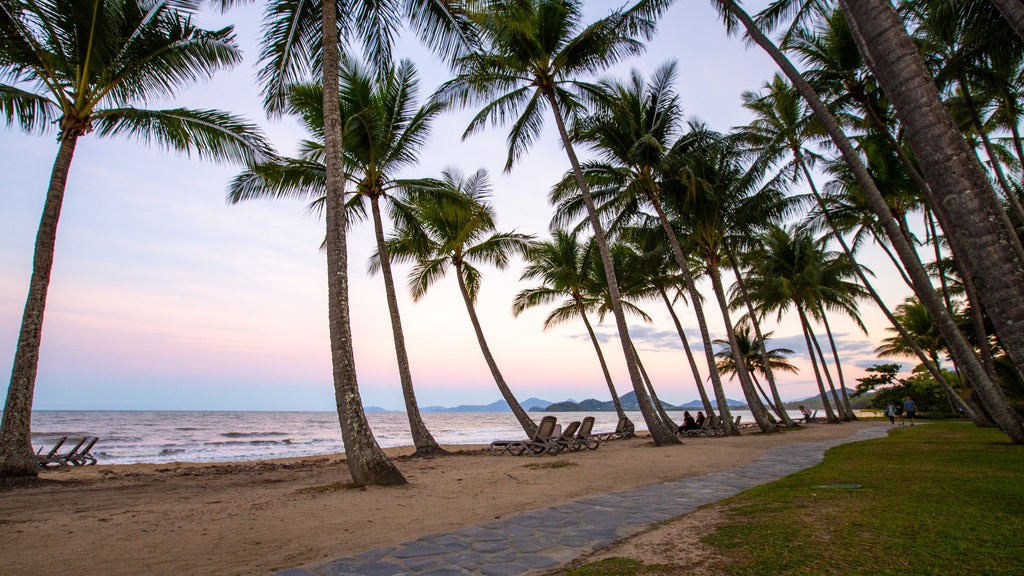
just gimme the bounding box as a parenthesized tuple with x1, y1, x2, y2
(276, 424, 892, 576)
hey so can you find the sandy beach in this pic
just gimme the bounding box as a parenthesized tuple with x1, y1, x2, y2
(1, 422, 880, 575)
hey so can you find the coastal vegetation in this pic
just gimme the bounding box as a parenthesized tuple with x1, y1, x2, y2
(4, 0, 1024, 486)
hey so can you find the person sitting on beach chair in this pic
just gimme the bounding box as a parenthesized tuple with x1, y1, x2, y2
(676, 411, 698, 437)
(800, 405, 813, 423)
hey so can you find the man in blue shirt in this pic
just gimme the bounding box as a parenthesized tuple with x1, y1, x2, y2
(903, 397, 918, 425)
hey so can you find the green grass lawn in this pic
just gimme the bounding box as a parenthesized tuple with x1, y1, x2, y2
(563, 422, 1024, 576)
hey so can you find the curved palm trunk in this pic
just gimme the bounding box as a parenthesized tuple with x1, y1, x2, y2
(643, 196, 734, 433)
(322, 3, 406, 486)
(819, 313, 856, 420)
(631, 341, 677, 429)
(543, 92, 676, 445)
(659, 289, 716, 418)
(708, 267, 776, 432)
(727, 253, 796, 427)
(798, 161, 983, 424)
(577, 301, 626, 419)
(837, 0, 1024, 441)
(720, 0, 1024, 443)
(0, 136, 78, 482)
(798, 308, 839, 423)
(455, 264, 536, 437)
(991, 0, 1024, 39)
(807, 317, 849, 421)
(959, 79, 1024, 224)
(369, 196, 444, 456)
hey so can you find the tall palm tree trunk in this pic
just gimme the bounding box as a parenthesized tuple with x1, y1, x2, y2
(802, 163, 985, 424)
(577, 302, 626, 419)
(798, 308, 839, 423)
(958, 79, 1024, 224)
(991, 0, 1024, 39)
(455, 265, 537, 437)
(820, 313, 856, 420)
(321, 2, 406, 486)
(368, 196, 444, 456)
(727, 253, 796, 427)
(0, 135, 78, 482)
(659, 289, 716, 418)
(807, 318, 849, 421)
(643, 196, 734, 433)
(719, 0, 1024, 443)
(543, 92, 676, 444)
(708, 267, 776, 432)
(631, 341, 677, 429)
(838, 0, 1024, 402)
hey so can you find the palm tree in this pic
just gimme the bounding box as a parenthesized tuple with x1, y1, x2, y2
(660, 126, 786, 431)
(744, 225, 866, 424)
(553, 63, 738, 430)
(513, 230, 627, 419)
(229, 60, 446, 457)
(0, 0, 273, 482)
(385, 168, 539, 436)
(714, 0, 1024, 442)
(713, 326, 798, 417)
(249, 0, 475, 485)
(434, 0, 678, 445)
(837, 0, 1024, 396)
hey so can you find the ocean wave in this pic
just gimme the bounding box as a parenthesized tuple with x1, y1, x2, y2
(221, 431, 289, 438)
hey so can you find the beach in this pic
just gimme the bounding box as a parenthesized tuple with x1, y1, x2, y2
(0, 421, 881, 575)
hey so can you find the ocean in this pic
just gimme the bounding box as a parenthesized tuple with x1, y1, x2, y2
(28, 409, 797, 465)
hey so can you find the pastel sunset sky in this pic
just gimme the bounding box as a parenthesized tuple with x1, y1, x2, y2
(1, 1, 913, 412)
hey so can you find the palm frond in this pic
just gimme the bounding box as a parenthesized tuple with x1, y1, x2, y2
(92, 107, 274, 165)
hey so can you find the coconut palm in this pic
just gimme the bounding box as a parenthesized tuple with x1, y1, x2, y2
(229, 59, 446, 457)
(714, 0, 1024, 442)
(660, 125, 787, 431)
(385, 168, 539, 436)
(553, 62, 737, 430)
(434, 0, 677, 444)
(0, 0, 274, 481)
(743, 225, 867, 424)
(837, 0, 1024, 389)
(513, 230, 627, 420)
(247, 0, 475, 485)
(713, 326, 798, 416)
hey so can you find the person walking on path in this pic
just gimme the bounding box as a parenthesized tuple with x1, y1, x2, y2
(903, 397, 918, 425)
(884, 402, 896, 425)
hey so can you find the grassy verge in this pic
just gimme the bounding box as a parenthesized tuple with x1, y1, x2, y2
(563, 422, 1024, 576)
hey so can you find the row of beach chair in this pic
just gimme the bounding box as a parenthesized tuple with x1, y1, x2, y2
(489, 415, 634, 456)
(35, 436, 99, 470)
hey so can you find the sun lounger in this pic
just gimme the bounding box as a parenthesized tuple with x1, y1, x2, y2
(597, 416, 635, 442)
(36, 436, 69, 470)
(682, 416, 714, 438)
(569, 416, 600, 451)
(489, 416, 559, 456)
(546, 420, 581, 455)
(38, 436, 88, 471)
(67, 437, 99, 466)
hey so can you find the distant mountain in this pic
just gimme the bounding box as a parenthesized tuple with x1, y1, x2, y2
(421, 397, 553, 413)
(677, 398, 748, 409)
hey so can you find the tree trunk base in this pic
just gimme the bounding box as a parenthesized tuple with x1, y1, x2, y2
(409, 445, 451, 458)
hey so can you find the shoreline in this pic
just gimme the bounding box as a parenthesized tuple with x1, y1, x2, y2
(2, 421, 883, 576)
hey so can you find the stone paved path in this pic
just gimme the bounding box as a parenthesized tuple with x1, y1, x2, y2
(275, 424, 892, 576)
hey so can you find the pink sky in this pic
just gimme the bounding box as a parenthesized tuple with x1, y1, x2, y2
(1, 1, 912, 411)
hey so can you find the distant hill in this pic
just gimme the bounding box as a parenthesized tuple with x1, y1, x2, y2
(534, 391, 749, 412)
(421, 397, 553, 413)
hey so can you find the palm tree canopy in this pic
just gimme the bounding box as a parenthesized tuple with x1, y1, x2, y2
(434, 0, 667, 170)
(1, 0, 271, 162)
(385, 167, 534, 302)
(255, 0, 477, 114)
(228, 58, 442, 231)
(713, 325, 798, 379)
